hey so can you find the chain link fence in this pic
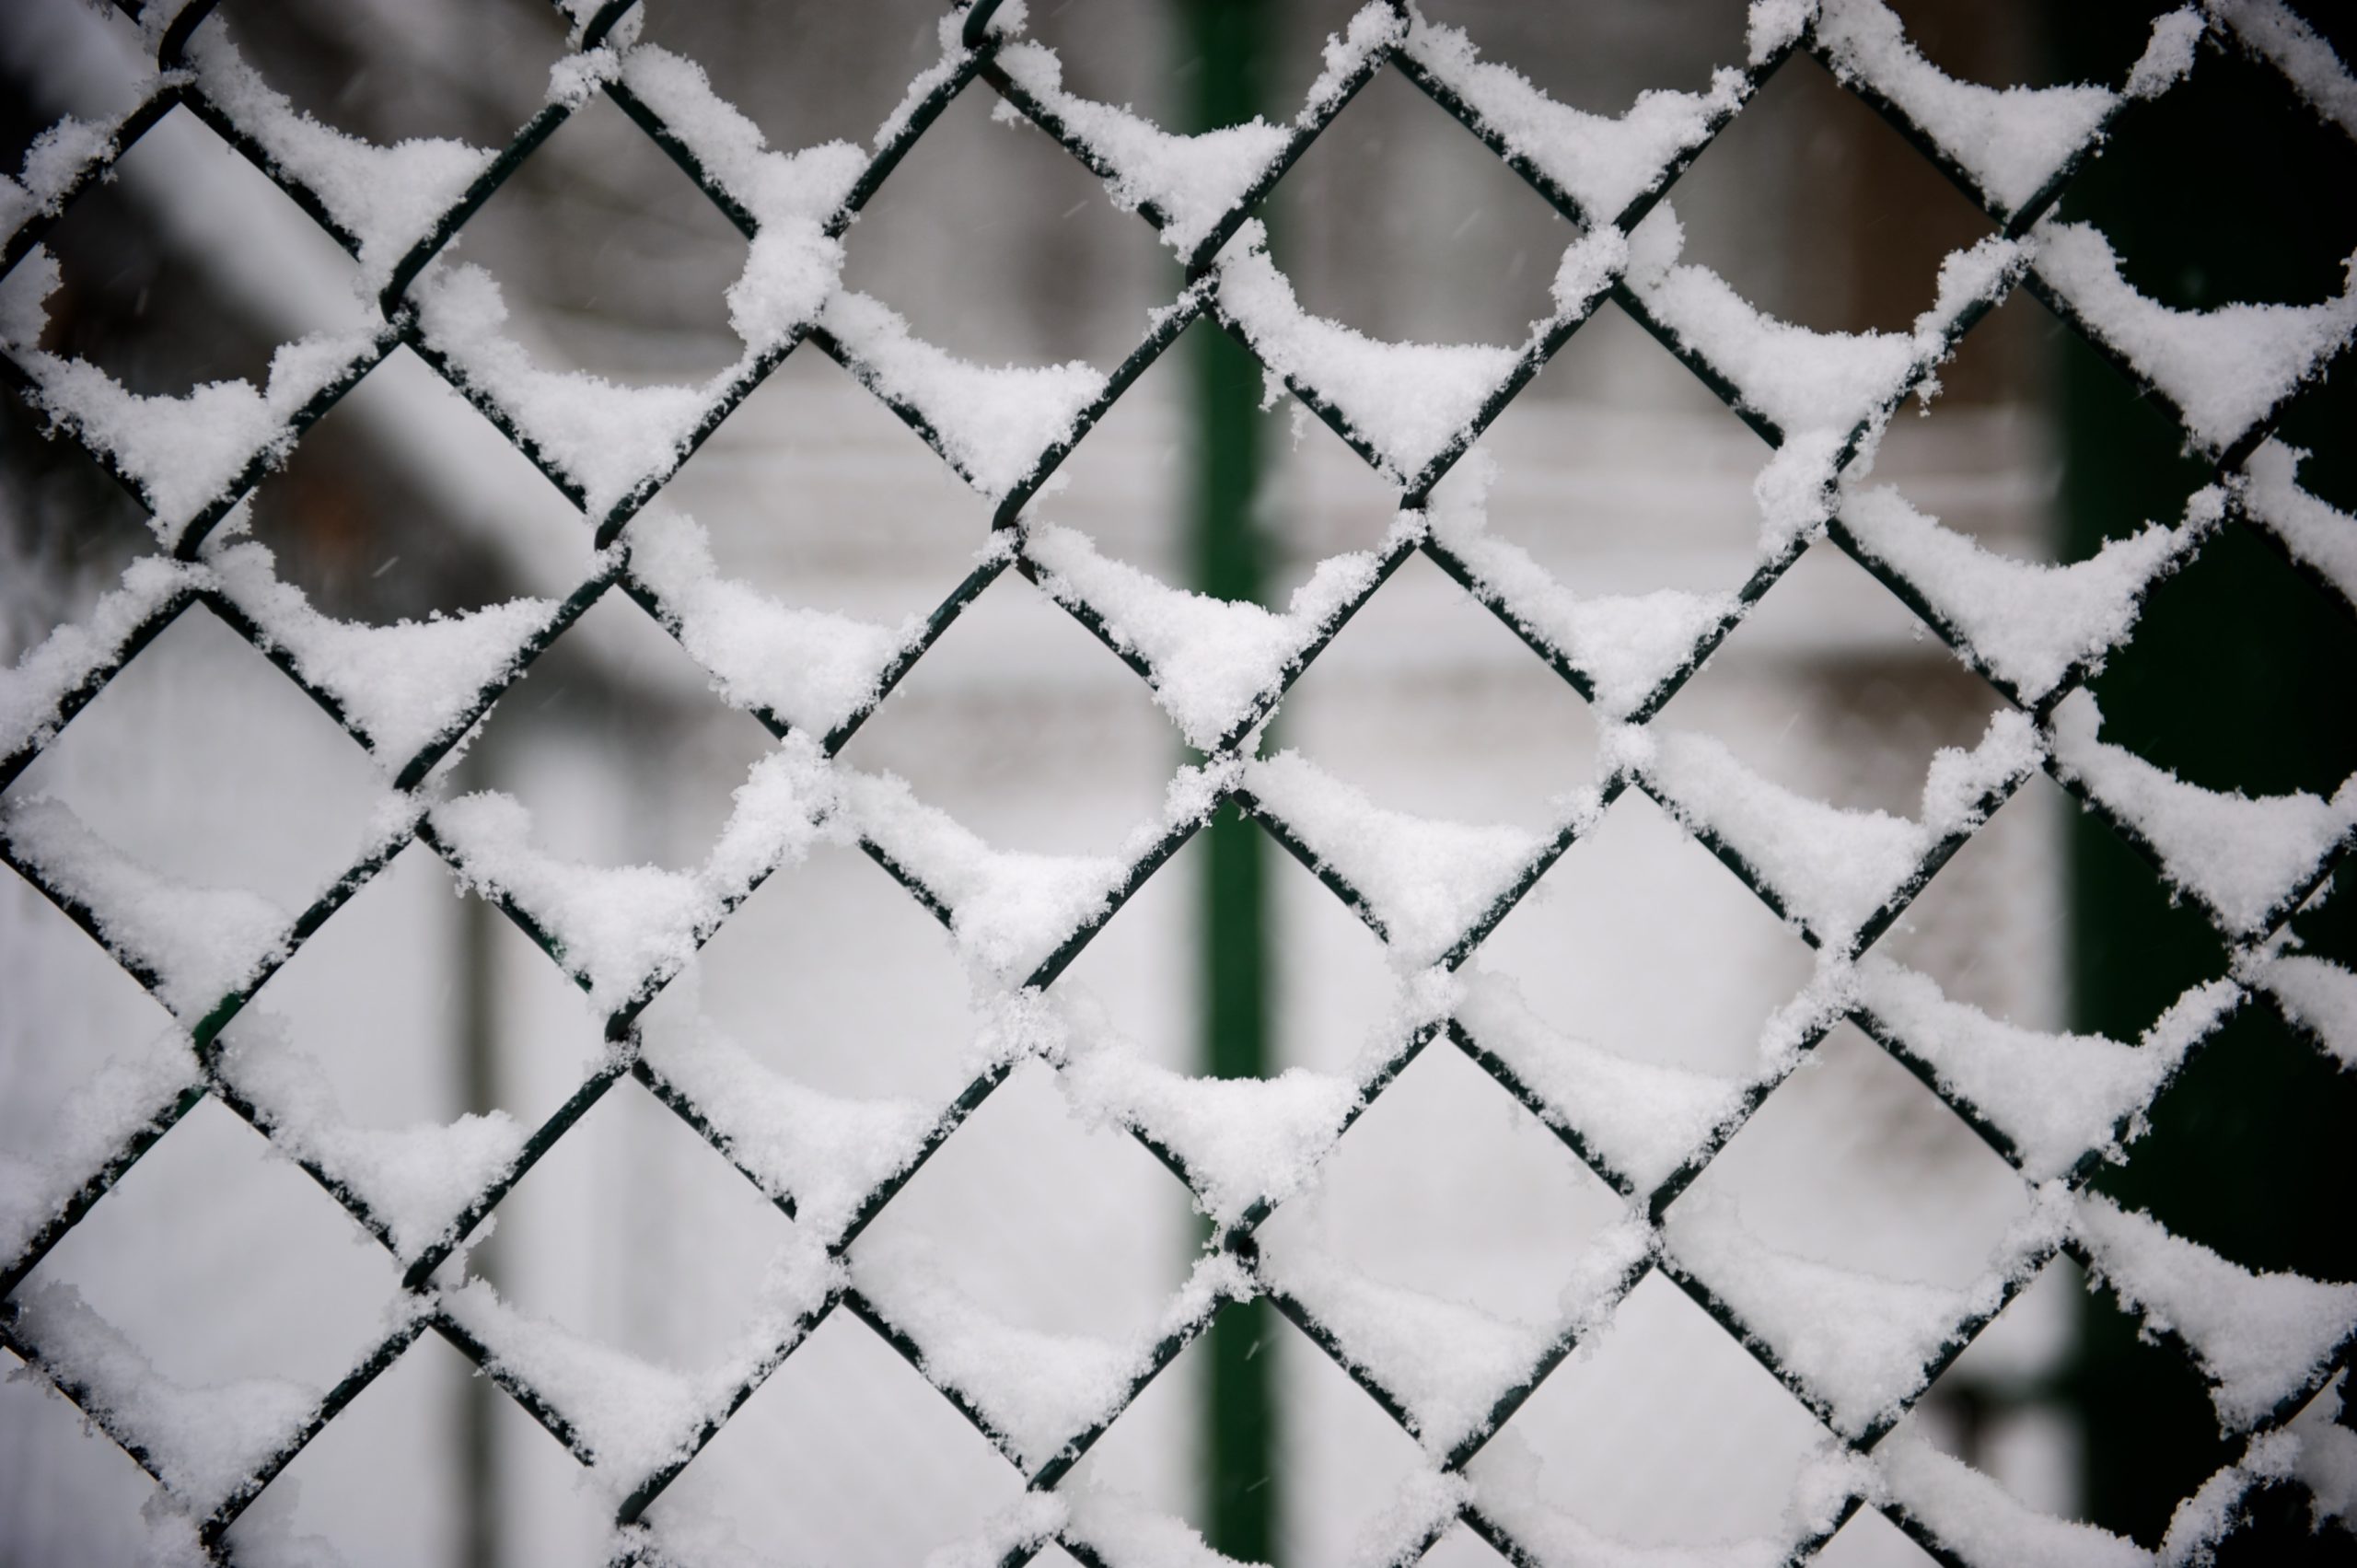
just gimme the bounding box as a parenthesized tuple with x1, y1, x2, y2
(3, 0, 2356, 1562)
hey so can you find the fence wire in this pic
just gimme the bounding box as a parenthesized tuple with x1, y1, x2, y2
(2, 0, 2354, 1563)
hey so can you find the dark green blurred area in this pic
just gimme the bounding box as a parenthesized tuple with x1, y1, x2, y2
(2052, 6, 2357, 1557)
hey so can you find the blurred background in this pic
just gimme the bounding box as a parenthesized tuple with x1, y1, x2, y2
(1, 0, 2351, 1563)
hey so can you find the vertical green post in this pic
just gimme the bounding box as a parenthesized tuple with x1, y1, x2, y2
(1180, 0, 1278, 1559)
(457, 772, 504, 1568)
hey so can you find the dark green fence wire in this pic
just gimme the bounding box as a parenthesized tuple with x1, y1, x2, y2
(2, 0, 2354, 1563)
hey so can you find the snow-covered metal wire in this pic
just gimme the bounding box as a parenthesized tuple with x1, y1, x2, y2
(2, 0, 2354, 1562)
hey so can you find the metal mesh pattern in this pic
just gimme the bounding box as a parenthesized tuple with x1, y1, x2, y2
(3, 0, 2354, 1562)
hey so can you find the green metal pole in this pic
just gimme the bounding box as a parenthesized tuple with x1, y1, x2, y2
(1180, 0, 1279, 1559)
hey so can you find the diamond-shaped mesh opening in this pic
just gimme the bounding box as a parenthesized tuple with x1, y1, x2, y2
(842, 81, 1180, 368)
(2084, 519, 2357, 798)
(1469, 1269, 1834, 1548)
(201, 0, 569, 147)
(6, 607, 385, 909)
(1257, 1041, 1623, 1326)
(2053, 42, 2357, 309)
(439, 93, 751, 385)
(22, 1095, 401, 1391)
(638, 1307, 1028, 1561)
(477, 1078, 801, 1369)
(851, 1058, 1201, 1342)
(1417, 0, 1754, 109)
(1654, 47, 1999, 335)
(1868, 772, 2068, 1018)
(835, 573, 1180, 852)
(631, 1, 951, 155)
(0, 1355, 159, 1564)
(0, 464, 153, 679)
(1669, 1022, 2031, 1283)
(17, 106, 365, 394)
(1268, 65, 1569, 343)
(440, 590, 777, 866)
(236, 345, 599, 621)
(1478, 788, 1820, 1077)
(652, 343, 998, 610)
(234, 1328, 476, 1568)
(1281, 544, 1602, 814)
(638, 837, 983, 1102)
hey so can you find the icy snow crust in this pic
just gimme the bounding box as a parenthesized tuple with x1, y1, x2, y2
(7, 0, 2357, 1556)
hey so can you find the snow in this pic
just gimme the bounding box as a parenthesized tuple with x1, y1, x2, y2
(1839, 483, 2216, 704)
(1456, 970, 1747, 1196)
(991, 41, 1290, 258)
(1746, 0, 1817, 66)
(204, 540, 564, 766)
(1062, 1482, 1248, 1568)
(0, 794, 290, 1019)
(1404, 15, 1750, 224)
(215, 1017, 524, 1261)
(2031, 220, 2357, 456)
(921, 1493, 1068, 1568)
(2074, 1193, 2357, 1431)
(636, 1016, 936, 1244)
(1348, 1466, 1471, 1568)
(1854, 957, 2239, 1180)
(442, 1278, 710, 1485)
(2287, 1372, 2357, 1527)
(408, 64, 856, 517)
(4, 248, 387, 547)
(1023, 512, 1411, 750)
(852, 1237, 1161, 1469)
(185, 30, 493, 285)
(0, 554, 200, 765)
(0, 1028, 195, 1267)
(443, 1229, 840, 1493)
(618, 47, 864, 236)
(625, 508, 913, 739)
(1472, 1431, 1828, 1568)
(1242, 749, 1561, 967)
(7, 1278, 319, 1515)
(2047, 688, 2357, 937)
(0, 100, 148, 240)
(874, 7, 1004, 154)
(2126, 10, 2208, 102)
(1213, 220, 1522, 484)
(846, 761, 1225, 981)
(1632, 708, 2041, 950)
(431, 740, 838, 1011)
(2247, 952, 2357, 1070)
(1624, 204, 2026, 445)
(408, 263, 713, 517)
(1260, 1241, 1556, 1455)
(1813, 0, 2117, 215)
(615, 45, 864, 343)
(819, 290, 1105, 499)
(1877, 1424, 2152, 1567)
(2212, 0, 2357, 138)
(2236, 440, 2357, 611)
(1055, 1016, 1358, 1225)
(1426, 455, 1735, 718)
(1265, 1217, 1649, 1457)
(1666, 1186, 2069, 1437)
(1300, 5, 1409, 126)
